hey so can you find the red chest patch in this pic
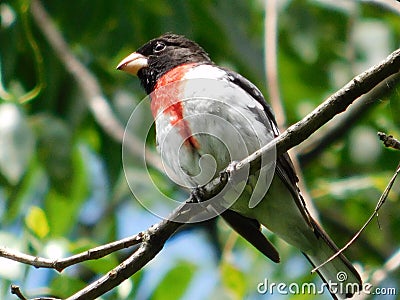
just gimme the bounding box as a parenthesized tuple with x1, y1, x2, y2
(151, 63, 200, 149)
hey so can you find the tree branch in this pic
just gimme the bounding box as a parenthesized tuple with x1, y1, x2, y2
(10, 285, 28, 300)
(261, 47, 400, 162)
(65, 202, 200, 300)
(312, 163, 400, 273)
(378, 131, 400, 150)
(0, 233, 143, 272)
(298, 73, 400, 165)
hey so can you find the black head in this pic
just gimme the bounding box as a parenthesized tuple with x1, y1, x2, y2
(117, 33, 213, 94)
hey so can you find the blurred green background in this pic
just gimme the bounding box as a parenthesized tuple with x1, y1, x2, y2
(0, 0, 399, 299)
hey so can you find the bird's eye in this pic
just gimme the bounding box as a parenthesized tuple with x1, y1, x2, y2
(154, 42, 166, 53)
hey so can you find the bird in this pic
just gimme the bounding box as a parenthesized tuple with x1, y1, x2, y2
(117, 33, 362, 299)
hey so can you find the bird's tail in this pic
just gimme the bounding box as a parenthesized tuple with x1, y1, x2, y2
(304, 219, 362, 299)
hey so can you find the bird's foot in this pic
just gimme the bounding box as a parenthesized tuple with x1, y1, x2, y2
(190, 185, 206, 203)
(222, 160, 240, 182)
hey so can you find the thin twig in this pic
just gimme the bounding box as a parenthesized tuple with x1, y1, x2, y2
(0, 233, 143, 272)
(66, 202, 197, 300)
(11, 285, 28, 300)
(378, 132, 400, 150)
(311, 163, 400, 273)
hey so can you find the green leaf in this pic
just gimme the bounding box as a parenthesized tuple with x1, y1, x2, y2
(0, 103, 34, 184)
(151, 261, 196, 300)
(25, 206, 50, 238)
(221, 261, 246, 300)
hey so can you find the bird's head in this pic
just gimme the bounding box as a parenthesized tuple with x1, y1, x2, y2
(117, 33, 212, 94)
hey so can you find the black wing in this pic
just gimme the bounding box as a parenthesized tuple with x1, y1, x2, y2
(220, 210, 280, 263)
(223, 68, 312, 222)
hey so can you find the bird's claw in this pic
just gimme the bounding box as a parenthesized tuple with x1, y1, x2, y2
(190, 186, 205, 203)
(223, 160, 240, 181)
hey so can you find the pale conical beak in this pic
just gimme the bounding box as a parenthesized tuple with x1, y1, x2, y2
(116, 52, 148, 75)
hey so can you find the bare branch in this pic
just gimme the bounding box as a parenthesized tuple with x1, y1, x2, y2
(378, 132, 400, 150)
(66, 202, 198, 300)
(0, 233, 143, 272)
(11, 285, 28, 300)
(236, 47, 400, 172)
(299, 73, 400, 165)
(11, 285, 59, 300)
(312, 163, 400, 273)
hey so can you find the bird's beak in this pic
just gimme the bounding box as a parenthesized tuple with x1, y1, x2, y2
(116, 52, 148, 76)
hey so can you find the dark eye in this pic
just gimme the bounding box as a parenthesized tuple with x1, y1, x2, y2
(154, 42, 166, 53)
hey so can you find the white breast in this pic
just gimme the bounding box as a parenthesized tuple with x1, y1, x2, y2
(154, 65, 276, 194)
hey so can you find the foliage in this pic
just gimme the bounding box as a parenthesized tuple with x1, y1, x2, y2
(0, 0, 399, 299)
